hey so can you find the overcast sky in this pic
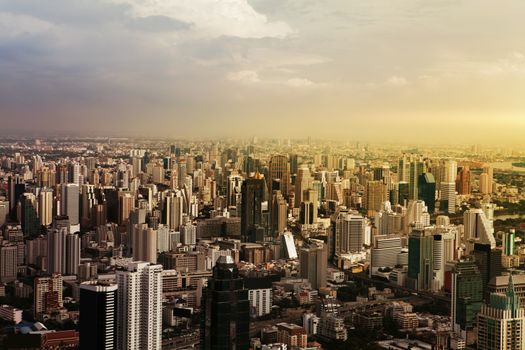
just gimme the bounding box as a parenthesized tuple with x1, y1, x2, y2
(1, 0, 525, 143)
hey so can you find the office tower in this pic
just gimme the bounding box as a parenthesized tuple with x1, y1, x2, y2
(200, 255, 250, 349)
(370, 235, 402, 276)
(335, 212, 364, 254)
(34, 274, 63, 319)
(504, 230, 516, 256)
(409, 159, 424, 200)
(473, 243, 502, 300)
(289, 154, 299, 175)
(132, 224, 157, 264)
(268, 154, 290, 198)
(463, 208, 496, 252)
(152, 164, 165, 184)
(116, 262, 162, 350)
(226, 174, 243, 207)
(364, 180, 387, 216)
(156, 225, 171, 253)
(407, 229, 433, 291)
(240, 174, 265, 242)
(398, 155, 409, 182)
(0, 244, 18, 283)
(456, 166, 471, 195)
(21, 193, 40, 237)
(481, 165, 494, 194)
(65, 233, 80, 275)
(80, 184, 96, 227)
(398, 181, 409, 206)
(477, 274, 525, 350)
(300, 241, 327, 289)
(440, 181, 456, 214)
(48, 228, 67, 274)
(418, 173, 436, 213)
(131, 157, 142, 177)
(0, 200, 8, 226)
(38, 188, 53, 226)
(271, 190, 287, 236)
(164, 191, 183, 231)
(295, 166, 313, 208)
(61, 183, 79, 226)
(177, 161, 187, 189)
(300, 201, 315, 225)
(79, 281, 118, 350)
(181, 222, 197, 247)
(281, 231, 298, 259)
(118, 192, 134, 226)
(451, 259, 483, 334)
(405, 200, 430, 230)
(8, 174, 25, 218)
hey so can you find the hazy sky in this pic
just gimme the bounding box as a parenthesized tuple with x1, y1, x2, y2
(1, 0, 525, 142)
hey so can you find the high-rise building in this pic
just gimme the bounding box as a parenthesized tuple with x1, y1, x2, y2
(364, 180, 387, 216)
(200, 255, 250, 350)
(47, 228, 67, 274)
(335, 212, 364, 254)
(65, 233, 80, 275)
(164, 191, 183, 231)
(38, 188, 53, 226)
(409, 159, 425, 200)
(440, 182, 456, 214)
(463, 208, 496, 253)
(21, 193, 40, 237)
(294, 166, 312, 208)
(504, 230, 516, 256)
(0, 243, 18, 283)
(270, 190, 288, 236)
(181, 222, 197, 247)
(418, 173, 436, 213)
(451, 259, 483, 334)
(300, 241, 327, 289)
(118, 192, 134, 226)
(226, 174, 243, 207)
(240, 174, 265, 242)
(61, 183, 80, 226)
(268, 155, 290, 198)
(477, 274, 525, 350)
(79, 281, 118, 350)
(473, 243, 502, 300)
(408, 229, 433, 291)
(34, 273, 63, 319)
(456, 166, 471, 195)
(132, 224, 157, 264)
(116, 262, 163, 350)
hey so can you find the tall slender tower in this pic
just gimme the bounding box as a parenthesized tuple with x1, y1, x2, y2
(200, 255, 250, 350)
(116, 262, 163, 350)
(79, 281, 118, 350)
(268, 155, 290, 198)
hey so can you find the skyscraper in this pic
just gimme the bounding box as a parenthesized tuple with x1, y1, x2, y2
(65, 233, 80, 275)
(407, 229, 433, 291)
(473, 243, 502, 301)
(477, 274, 525, 350)
(270, 190, 288, 236)
(335, 212, 364, 254)
(504, 230, 516, 256)
(240, 174, 265, 242)
(79, 281, 118, 350)
(300, 241, 327, 290)
(38, 188, 53, 226)
(417, 173, 436, 213)
(34, 273, 63, 320)
(200, 255, 250, 350)
(451, 259, 483, 334)
(268, 154, 290, 198)
(116, 262, 163, 350)
(132, 224, 157, 264)
(61, 183, 80, 226)
(409, 159, 424, 200)
(21, 193, 40, 237)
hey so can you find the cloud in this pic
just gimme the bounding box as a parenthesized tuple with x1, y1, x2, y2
(482, 52, 525, 77)
(110, 0, 292, 39)
(227, 70, 260, 83)
(385, 76, 409, 87)
(126, 15, 192, 32)
(285, 78, 318, 88)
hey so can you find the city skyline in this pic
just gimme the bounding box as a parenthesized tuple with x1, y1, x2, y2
(1, 1, 525, 142)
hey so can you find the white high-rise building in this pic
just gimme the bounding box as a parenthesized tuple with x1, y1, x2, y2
(116, 262, 163, 350)
(180, 223, 196, 247)
(440, 182, 456, 214)
(463, 208, 496, 253)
